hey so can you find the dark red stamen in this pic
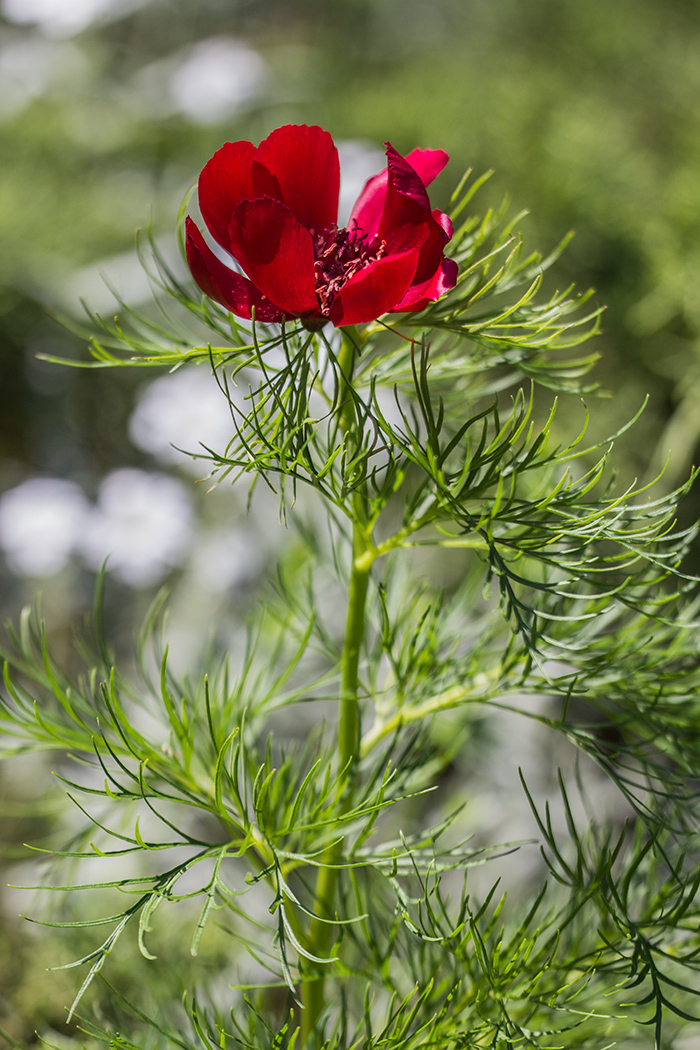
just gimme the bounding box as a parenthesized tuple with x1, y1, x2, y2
(312, 222, 386, 315)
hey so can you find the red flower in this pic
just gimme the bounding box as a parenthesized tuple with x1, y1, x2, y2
(186, 124, 458, 328)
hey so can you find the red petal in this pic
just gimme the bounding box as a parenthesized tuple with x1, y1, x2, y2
(348, 168, 386, 239)
(404, 148, 449, 187)
(392, 256, 459, 313)
(251, 124, 339, 233)
(376, 156, 435, 258)
(198, 140, 257, 252)
(353, 146, 442, 264)
(351, 147, 430, 246)
(185, 218, 287, 323)
(433, 208, 453, 240)
(329, 250, 419, 327)
(382, 144, 431, 211)
(350, 145, 449, 239)
(377, 151, 456, 266)
(228, 197, 319, 317)
(407, 207, 454, 288)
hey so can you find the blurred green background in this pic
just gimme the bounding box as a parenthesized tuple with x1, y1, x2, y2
(1, 0, 699, 1042)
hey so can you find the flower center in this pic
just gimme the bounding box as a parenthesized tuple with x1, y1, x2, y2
(312, 223, 386, 316)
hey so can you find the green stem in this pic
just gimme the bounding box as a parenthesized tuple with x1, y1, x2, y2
(301, 329, 370, 1045)
(338, 525, 371, 775)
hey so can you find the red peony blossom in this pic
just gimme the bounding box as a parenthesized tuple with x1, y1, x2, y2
(186, 124, 458, 328)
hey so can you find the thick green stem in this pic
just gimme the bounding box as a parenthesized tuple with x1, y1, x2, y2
(300, 330, 370, 1045)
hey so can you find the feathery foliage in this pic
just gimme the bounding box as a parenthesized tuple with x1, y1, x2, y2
(3, 171, 700, 1049)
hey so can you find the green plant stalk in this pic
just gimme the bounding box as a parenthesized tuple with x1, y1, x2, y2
(301, 329, 370, 1044)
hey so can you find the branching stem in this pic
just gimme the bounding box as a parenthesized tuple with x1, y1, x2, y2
(301, 328, 370, 1045)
